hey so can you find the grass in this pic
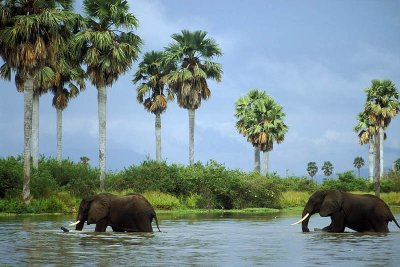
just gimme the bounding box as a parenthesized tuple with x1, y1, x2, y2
(1, 190, 400, 215)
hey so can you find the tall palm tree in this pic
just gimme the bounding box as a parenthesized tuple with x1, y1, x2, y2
(0, 0, 81, 203)
(353, 156, 365, 177)
(51, 55, 86, 162)
(321, 161, 334, 177)
(307, 162, 318, 179)
(364, 79, 399, 197)
(354, 111, 377, 182)
(133, 51, 174, 162)
(73, 0, 142, 191)
(235, 90, 288, 175)
(235, 91, 262, 173)
(165, 30, 223, 165)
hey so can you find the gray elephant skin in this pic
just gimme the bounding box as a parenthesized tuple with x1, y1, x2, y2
(293, 189, 400, 233)
(71, 193, 160, 232)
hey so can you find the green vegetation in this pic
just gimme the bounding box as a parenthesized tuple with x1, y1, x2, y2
(1, 156, 399, 214)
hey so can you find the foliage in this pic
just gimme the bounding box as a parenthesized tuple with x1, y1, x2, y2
(1, 157, 400, 214)
(321, 161, 334, 177)
(0, 156, 23, 198)
(380, 170, 400, 192)
(276, 176, 319, 192)
(234, 89, 288, 152)
(142, 191, 181, 210)
(280, 191, 311, 208)
(353, 156, 365, 176)
(164, 30, 222, 110)
(394, 158, 400, 172)
(322, 171, 370, 192)
(306, 162, 318, 178)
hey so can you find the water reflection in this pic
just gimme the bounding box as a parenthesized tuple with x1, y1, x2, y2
(0, 213, 399, 266)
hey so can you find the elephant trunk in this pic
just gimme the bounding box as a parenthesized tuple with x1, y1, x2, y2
(75, 220, 84, 231)
(301, 210, 311, 232)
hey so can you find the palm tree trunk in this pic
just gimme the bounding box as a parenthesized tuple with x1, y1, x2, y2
(98, 86, 107, 192)
(254, 146, 260, 173)
(23, 78, 34, 203)
(374, 131, 380, 197)
(368, 138, 374, 183)
(155, 112, 161, 162)
(379, 127, 384, 177)
(31, 93, 39, 169)
(56, 107, 62, 163)
(262, 150, 269, 176)
(189, 109, 195, 165)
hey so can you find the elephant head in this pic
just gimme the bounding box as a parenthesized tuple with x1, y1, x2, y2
(70, 193, 111, 231)
(292, 190, 343, 232)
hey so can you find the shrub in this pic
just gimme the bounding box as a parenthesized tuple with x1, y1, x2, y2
(142, 191, 181, 210)
(0, 156, 23, 198)
(322, 171, 370, 191)
(280, 191, 311, 208)
(381, 170, 400, 192)
(0, 199, 34, 214)
(31, 168, 59, 198)
(277, 176, 319, 192)
(233, 173, 281, 209)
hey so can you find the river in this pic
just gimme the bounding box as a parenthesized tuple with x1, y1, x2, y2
(1, 211, 399, 266)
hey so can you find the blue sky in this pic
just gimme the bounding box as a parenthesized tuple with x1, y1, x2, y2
(1, 0, 399, 177)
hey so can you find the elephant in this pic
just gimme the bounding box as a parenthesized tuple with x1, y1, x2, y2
(291, 189, 400, 233)
(69, 193, 160, 232)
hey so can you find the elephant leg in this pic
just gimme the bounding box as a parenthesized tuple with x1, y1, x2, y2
(330, 213, 345, 233)
(111, 226, 124, 232)
(322, 223, 333, 232)
(370, 217, 389, 233)
(135, 220, 153, 232)
(95, 218, 108, 232)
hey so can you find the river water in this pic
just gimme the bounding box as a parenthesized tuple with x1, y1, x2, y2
(1, 211, 399, 266)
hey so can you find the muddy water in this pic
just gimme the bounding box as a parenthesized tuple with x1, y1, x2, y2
(1, 211, 399, 266)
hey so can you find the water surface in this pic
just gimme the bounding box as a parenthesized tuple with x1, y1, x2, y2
(1, 211, 399, 266)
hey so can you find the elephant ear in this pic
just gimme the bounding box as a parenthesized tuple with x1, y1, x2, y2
(320, 190, 343, 217)
(88, 194, 110, 223)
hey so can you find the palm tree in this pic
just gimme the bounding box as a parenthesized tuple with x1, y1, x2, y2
(133, 51, 174, 162)
(0, 0, 81, 203)
(354, 111, 377, 182)
(235, 90, 288, 175)
(364, 79, 399, 197)
(51, 55, 86, 162)
(321, 161, 334, 177)
(307, 162, 318, 179)
(164, 30, 223, 165)
(73, 0, 142, 191)
(235, 91, 262, 173)
(353, 156, 365, 177)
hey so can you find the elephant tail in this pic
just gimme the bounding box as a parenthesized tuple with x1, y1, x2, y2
(153, 214, 161, 232)
(393, 217, 400, 230)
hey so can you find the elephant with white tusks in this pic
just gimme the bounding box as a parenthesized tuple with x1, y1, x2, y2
(69, 193, 161, 232)
(292, 189, 400, 233)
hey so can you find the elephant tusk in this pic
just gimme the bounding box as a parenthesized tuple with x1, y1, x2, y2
(69, 220, 81, 226)
(291, 213, 310, 225)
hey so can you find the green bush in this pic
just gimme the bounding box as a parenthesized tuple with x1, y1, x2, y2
(322, 171, 370, 191)
(142, 191, 181, 210)
(233, 173, 281, 209)
(31, 168, 59, 198)
(381, 170, 400, 192)
(0, 156, 23, 198)
(276, 176, 319, 192)
(0, 199, 34, 214)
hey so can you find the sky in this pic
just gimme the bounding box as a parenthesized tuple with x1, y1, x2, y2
(0, 0, 399, 178)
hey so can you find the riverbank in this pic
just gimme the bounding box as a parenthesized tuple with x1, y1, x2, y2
(1, 191, 399, 215)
